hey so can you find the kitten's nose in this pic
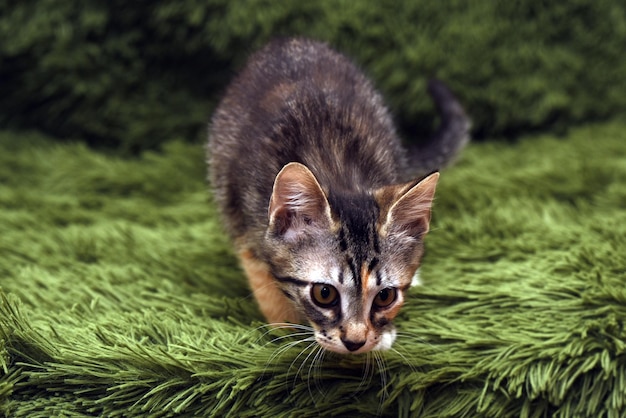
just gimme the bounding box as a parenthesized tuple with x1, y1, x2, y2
(341, 338, 366, 352)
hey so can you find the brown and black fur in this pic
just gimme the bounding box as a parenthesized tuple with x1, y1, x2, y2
(208, 38, 469, 354)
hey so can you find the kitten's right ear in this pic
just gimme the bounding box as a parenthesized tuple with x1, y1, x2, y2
(268, 162, 332, 241)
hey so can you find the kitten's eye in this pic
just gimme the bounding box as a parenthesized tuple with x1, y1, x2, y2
(373, 288, 397, 309)
(311, 284, 339, 308)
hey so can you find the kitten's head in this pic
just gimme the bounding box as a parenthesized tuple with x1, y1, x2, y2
(264, 163, 438, 354)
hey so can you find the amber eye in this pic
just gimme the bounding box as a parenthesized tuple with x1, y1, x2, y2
(373, 288, 397, 309)
(311, 284, 339, 308)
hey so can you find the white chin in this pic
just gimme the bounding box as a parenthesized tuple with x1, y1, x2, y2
(374, 328, 397, 351)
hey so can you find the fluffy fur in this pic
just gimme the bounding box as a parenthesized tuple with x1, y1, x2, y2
(208, 38, 469, 353)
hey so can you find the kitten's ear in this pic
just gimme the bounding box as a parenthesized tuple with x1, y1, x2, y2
(382, 172, 439, 239)
(268, 162, 332, 241)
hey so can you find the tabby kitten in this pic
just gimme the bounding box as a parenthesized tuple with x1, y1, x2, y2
(208, 38, 469, 354)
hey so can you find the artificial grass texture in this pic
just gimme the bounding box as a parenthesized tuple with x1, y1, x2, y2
(1, 122, 625, 417)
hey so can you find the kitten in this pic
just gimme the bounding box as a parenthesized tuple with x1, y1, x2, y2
(208, 38, 469, 354)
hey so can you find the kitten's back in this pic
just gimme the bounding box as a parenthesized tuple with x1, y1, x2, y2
(209, 38, 407, 238)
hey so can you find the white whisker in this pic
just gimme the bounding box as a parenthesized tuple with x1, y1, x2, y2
(255, 323, 315, 353)
(373, 350, 389, 413)
(312, 347, 327, 397)
(262, 329, 316, 378)
(356, 352, 374, 393)
(277, 336, 315, 358)
(305, 345, 326, 402)
(254, 322, 314, 340)
(395, 330, 442, 351)
(390, 345, 418, 374)
(269, 331, 316, 345)
(291, 341, 319, 391)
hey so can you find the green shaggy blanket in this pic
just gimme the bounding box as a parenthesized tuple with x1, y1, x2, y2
(1, 122, 625, 417)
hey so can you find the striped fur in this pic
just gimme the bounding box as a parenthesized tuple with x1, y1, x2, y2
(208, 38, 468, 354)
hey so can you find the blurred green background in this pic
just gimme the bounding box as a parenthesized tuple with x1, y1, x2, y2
(1, 0, 625, 153)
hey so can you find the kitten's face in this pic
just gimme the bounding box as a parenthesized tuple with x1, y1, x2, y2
(268, 229, 422, 354)
(264, 163, 438, 354)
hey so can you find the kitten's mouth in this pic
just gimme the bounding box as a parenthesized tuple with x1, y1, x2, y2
(316, 338, 371, 354)
(314, 328, 396, 354)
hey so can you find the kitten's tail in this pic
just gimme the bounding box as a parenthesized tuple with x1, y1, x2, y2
(405, 79, 471, 177)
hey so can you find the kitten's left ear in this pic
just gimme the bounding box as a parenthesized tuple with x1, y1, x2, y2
(382, 172, 439, 239)
(268, 162, 332, 241)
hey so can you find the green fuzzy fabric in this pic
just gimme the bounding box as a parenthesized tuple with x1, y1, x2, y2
(2, 1, 625, 149)
(1, 122, 625, 417)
